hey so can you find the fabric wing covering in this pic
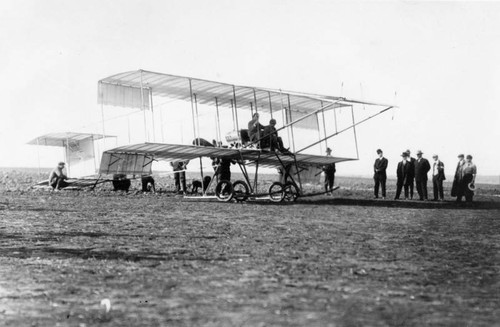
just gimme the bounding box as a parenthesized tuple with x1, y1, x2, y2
(28, 132, 116, 178)
(97, 70, 389, 130)
(27, 132, 113, 147)
(99, 143, 354, 175)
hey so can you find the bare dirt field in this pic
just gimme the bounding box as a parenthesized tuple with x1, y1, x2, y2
(1, 170, 499, 326)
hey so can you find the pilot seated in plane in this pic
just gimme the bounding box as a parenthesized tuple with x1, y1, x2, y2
(247, 113, 265, 146)
(262, 119, 290, 154)
(49, 162, 69, 190)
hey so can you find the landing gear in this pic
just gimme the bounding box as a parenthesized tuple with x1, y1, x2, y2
(268, 182, 285, 202)
(283, 182, 300, 202)
(232, 180, 250, 202)
(215, 180, 234, 202)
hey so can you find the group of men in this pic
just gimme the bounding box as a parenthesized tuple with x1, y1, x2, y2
(373, 149, 477, 203)
(49, 112, 478, 202)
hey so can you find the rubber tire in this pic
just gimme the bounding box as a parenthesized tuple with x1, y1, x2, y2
(232, 180, 250, 202)
(284, 182, 300, 202)
(268, 182, 285, 202)
(215, 180, 234, 202)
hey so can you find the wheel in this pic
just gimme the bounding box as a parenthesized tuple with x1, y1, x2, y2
(232, 180, 250, 202)
(268, 182, 285, 202)
(215, 180, 234, 202)
(284, 182, 300, 202)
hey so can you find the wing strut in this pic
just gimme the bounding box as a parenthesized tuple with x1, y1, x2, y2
(320, 101, 328, 151)
(215, 97, 222, 145)
(267, 91, 273, 119)
(232, 86, 240, 132)
(287, 94, 296, 153)
(189, 79, 197, 142)
(350, 105, 359, 160)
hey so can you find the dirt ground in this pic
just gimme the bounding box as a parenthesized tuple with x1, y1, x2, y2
(1, 173, 499, 326)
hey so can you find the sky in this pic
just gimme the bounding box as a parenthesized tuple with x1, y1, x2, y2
(1, 0, 499, 179)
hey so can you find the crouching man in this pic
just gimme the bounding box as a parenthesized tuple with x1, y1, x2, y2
(49, 162, 69, 190)
(141, 175, 156, 193)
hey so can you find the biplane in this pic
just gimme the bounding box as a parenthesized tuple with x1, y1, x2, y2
(97, 70, 394, 202)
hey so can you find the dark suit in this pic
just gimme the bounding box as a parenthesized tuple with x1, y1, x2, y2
(323, 162, 336, 192)
(432, 160, 446, 200)
(262, 125, 285, 151)
(414, 157, 431, 200)
(373, 157, 388, 198)
(451, 160, 464, 198)
(395, 160, 411, 199)
(407, 157, 416, 199)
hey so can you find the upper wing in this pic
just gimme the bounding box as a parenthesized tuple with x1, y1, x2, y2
(98, 70, 390, 131)
(27, 132, 116, 147)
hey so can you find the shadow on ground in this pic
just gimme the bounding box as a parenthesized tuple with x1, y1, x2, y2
(0, 246, 228, 262)
(297, 197, 500, 210)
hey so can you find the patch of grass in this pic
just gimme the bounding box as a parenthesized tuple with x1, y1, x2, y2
(0, 169, 499, 326)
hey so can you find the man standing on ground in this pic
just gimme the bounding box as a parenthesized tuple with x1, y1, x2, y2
(460, 155, 477, 203)
(432, 154, 446, 201)
(405, 149, 416, 199)
(451, 154, 465, 200)
(395, 152, 411, 200)
(373, 149, 388, 199)
(171, 160, 188, 194)
(213, 157, 235, 194)
(323, 147, 336, 195)
(414, 150, 431, 200)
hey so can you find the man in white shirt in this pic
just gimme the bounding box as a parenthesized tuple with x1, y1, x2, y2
(432, 155, 445, 201)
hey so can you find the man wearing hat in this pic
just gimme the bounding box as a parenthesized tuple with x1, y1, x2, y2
(432, 154, 446, 201)
(459, 155, 477, 203)
(48, 162, 68, 190)
(405, 149, 416, 199)
(395, 152, 411, 200)
(373, 149, 388, 199)
(451, 154, 465, 200)
(322, 147, 336, 195)
(414, 150, 431, 200)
